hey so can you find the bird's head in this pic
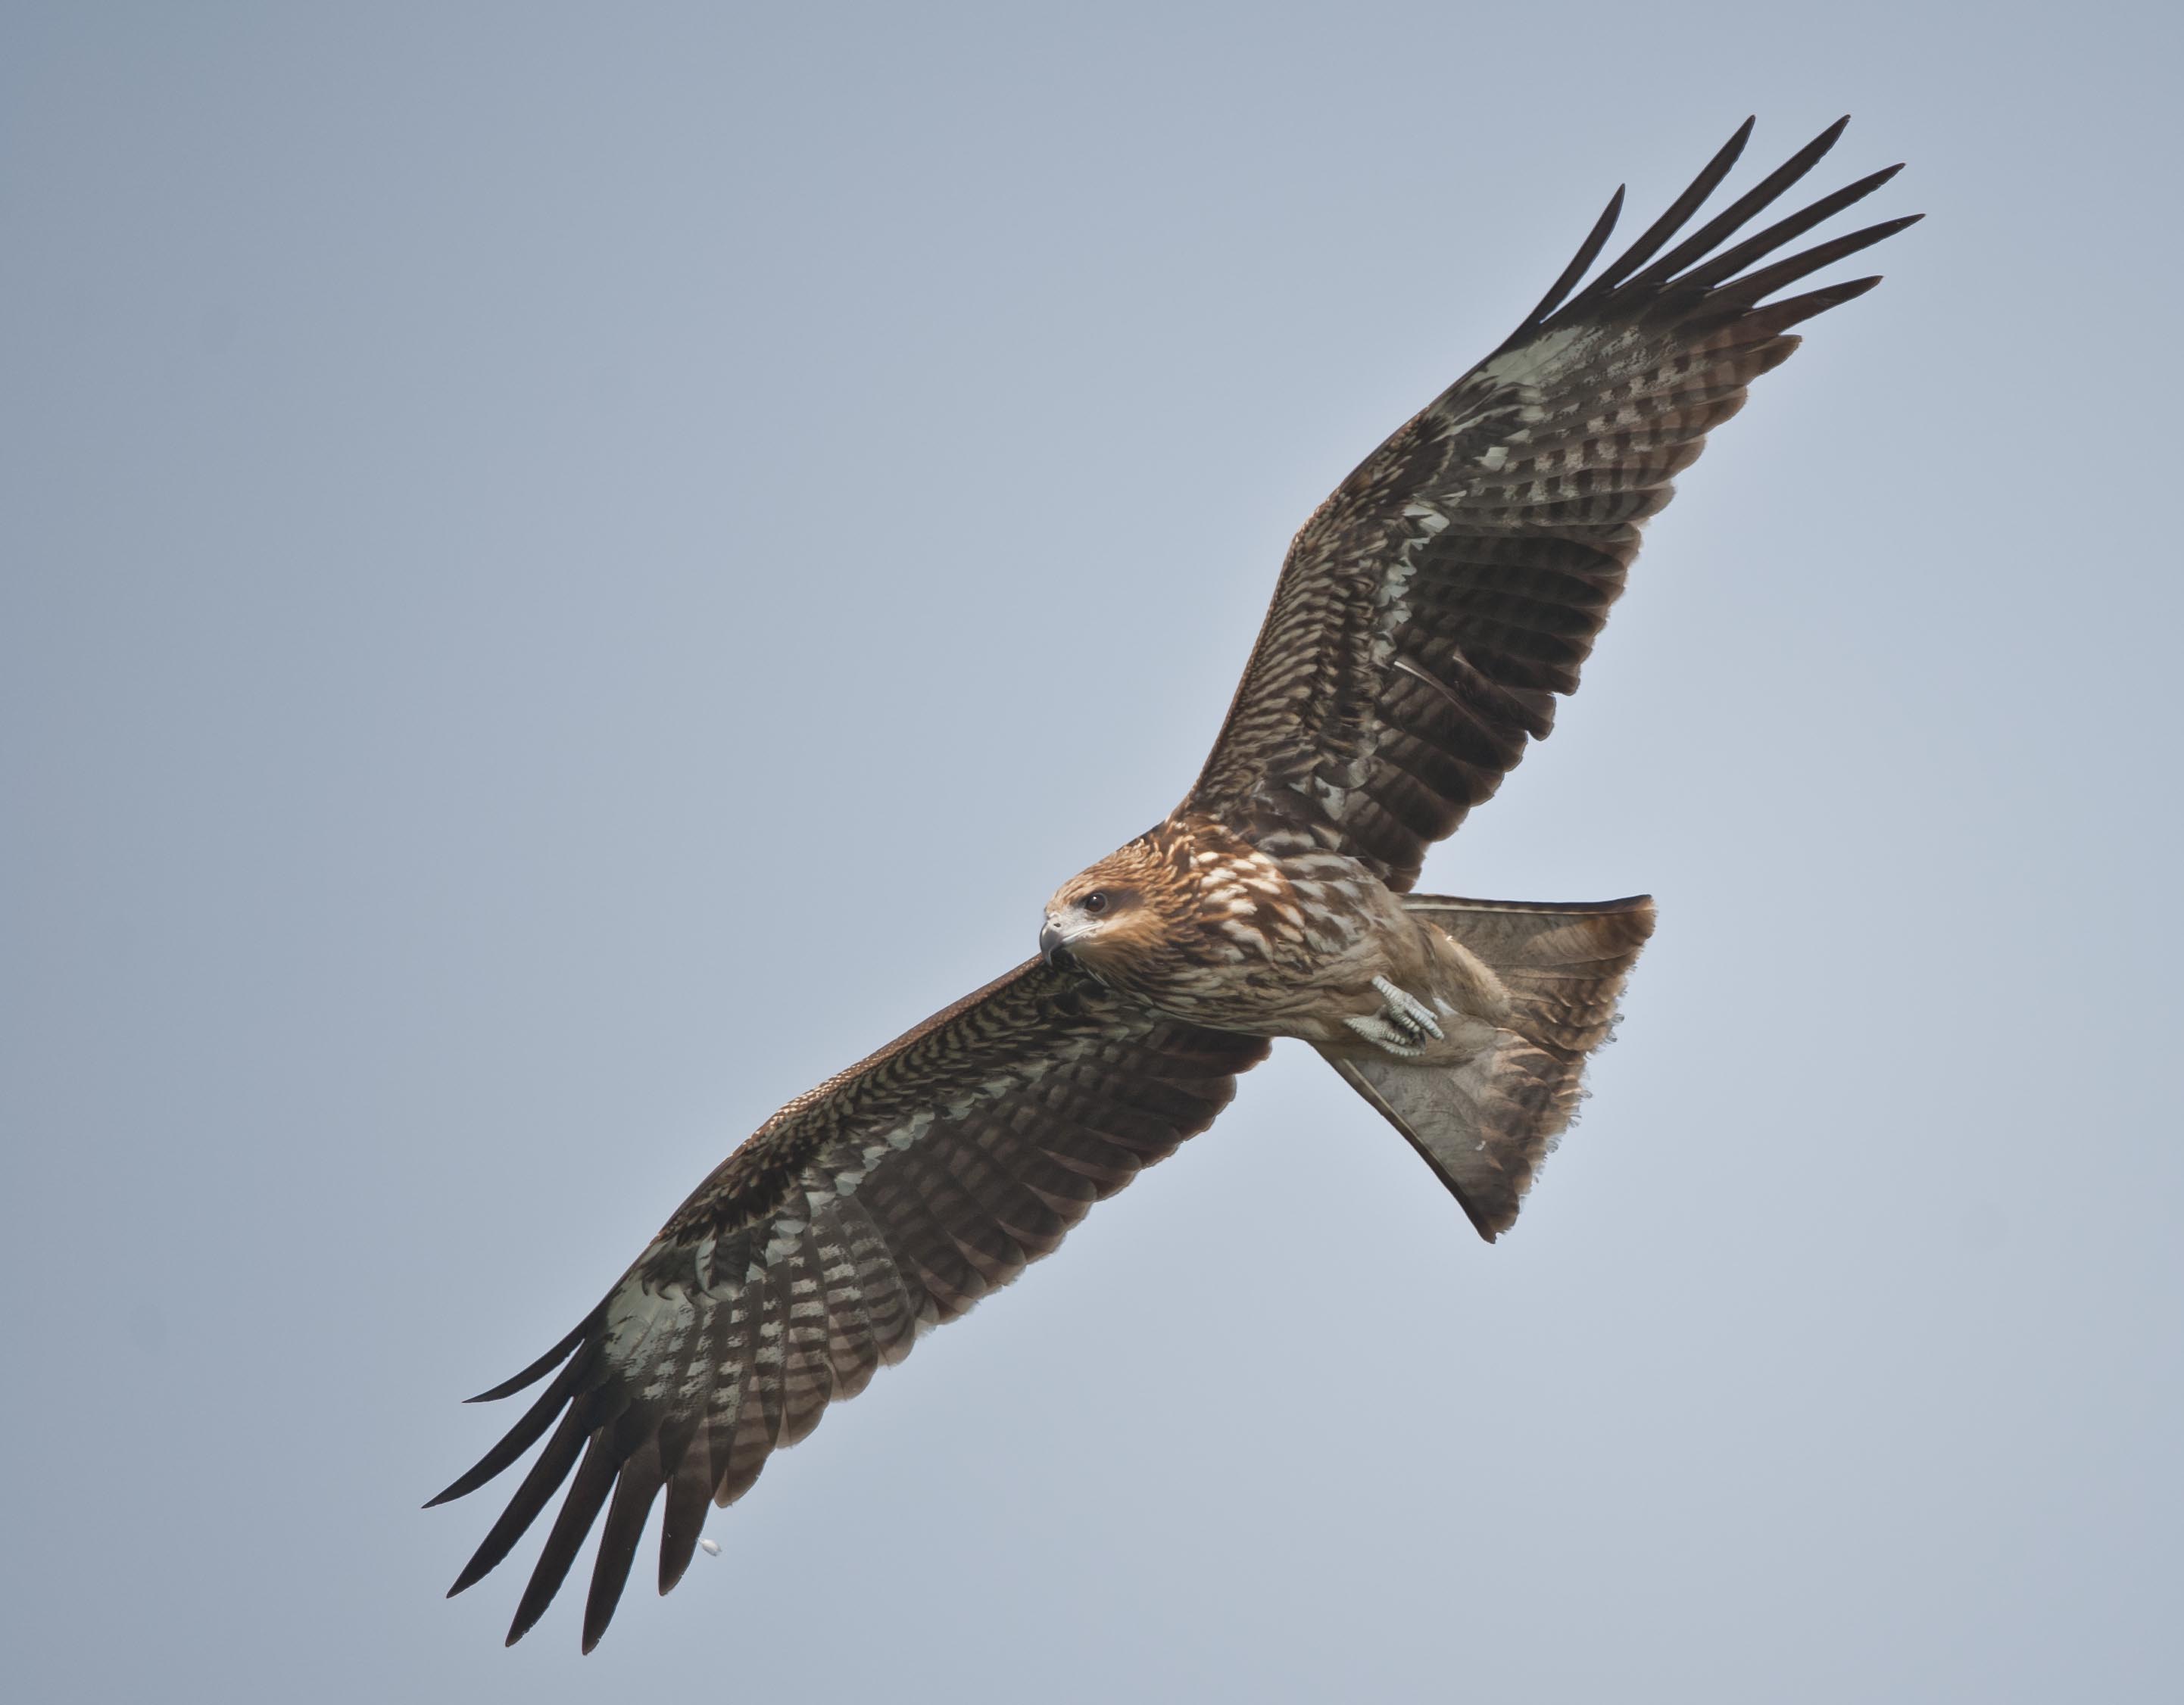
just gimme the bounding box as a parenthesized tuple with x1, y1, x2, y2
(1040, 838, 1181, 980)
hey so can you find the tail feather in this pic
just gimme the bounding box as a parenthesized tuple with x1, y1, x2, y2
(1321, 895, 1654, 1240)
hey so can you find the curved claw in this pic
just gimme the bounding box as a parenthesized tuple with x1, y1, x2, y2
(1344, 1012, 1427, 1057)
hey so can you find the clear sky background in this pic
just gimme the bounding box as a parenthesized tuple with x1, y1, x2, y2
(5, 4, 2179, 1700)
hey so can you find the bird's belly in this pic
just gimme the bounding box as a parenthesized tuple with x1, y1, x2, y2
(1119, 935, 1406, 1041)
(1118, 905, 1505, 1060)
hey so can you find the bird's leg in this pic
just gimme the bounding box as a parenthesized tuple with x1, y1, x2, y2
(1373, 976, 1446, 1038)
(1342, 977, 1446, 1056)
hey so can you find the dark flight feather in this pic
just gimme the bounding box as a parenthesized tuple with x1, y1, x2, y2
(434, 961, 1264, 1646)
(1566, 116, 1753, 301)
(1187, 118, 1919, 888)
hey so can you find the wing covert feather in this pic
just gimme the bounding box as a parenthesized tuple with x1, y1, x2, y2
(430, 958, 1266, 1649)
(1186, 119, 1918, 888)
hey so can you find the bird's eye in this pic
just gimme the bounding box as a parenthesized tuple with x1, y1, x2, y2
(1081, 892, 1108, 915)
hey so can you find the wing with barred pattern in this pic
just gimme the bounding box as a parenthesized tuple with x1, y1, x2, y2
(1186, 117, 1918, 889)
(429, 959, 1266, 1650)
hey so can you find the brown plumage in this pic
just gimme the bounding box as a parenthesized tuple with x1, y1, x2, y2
(433, 117, 1917, 1649)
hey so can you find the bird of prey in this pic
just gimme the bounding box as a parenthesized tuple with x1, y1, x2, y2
(432, 117, 1916, 1650)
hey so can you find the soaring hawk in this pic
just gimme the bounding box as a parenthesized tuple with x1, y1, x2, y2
(432, 117, 1916, 1649)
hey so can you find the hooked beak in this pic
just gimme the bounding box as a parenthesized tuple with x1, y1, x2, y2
(1039, 918, 1072, 970)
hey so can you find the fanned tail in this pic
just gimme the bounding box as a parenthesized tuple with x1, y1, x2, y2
(1321, 896, 1655, 1239)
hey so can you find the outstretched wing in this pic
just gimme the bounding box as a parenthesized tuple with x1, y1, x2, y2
(1186, 117, 1919, 890)
(429, 960, 1267, 1650)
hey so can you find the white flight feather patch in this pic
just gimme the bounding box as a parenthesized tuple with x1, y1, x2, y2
(762, 1217, 808, 1264)
(604, 1276, 696, 1371)
(1480, 325, 1587, 383)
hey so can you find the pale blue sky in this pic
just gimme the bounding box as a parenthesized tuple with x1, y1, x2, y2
(5, 4, 2179, 1699)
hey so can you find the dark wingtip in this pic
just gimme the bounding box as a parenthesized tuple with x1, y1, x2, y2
(1577, 117, 1758, 301)
(465, 1376, 541, 1404)
(498, 1429, 621, 1650)
(427, 1359, 591, 1508)
(424, 1465, 495, 1511)
(1781, 273, 1890, 318)
(447, 1557, 491, 1598)
(1504, 182, 1626, 344)
(1719, 116, 1758, 174)
(462, 1304, 604, 1404)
